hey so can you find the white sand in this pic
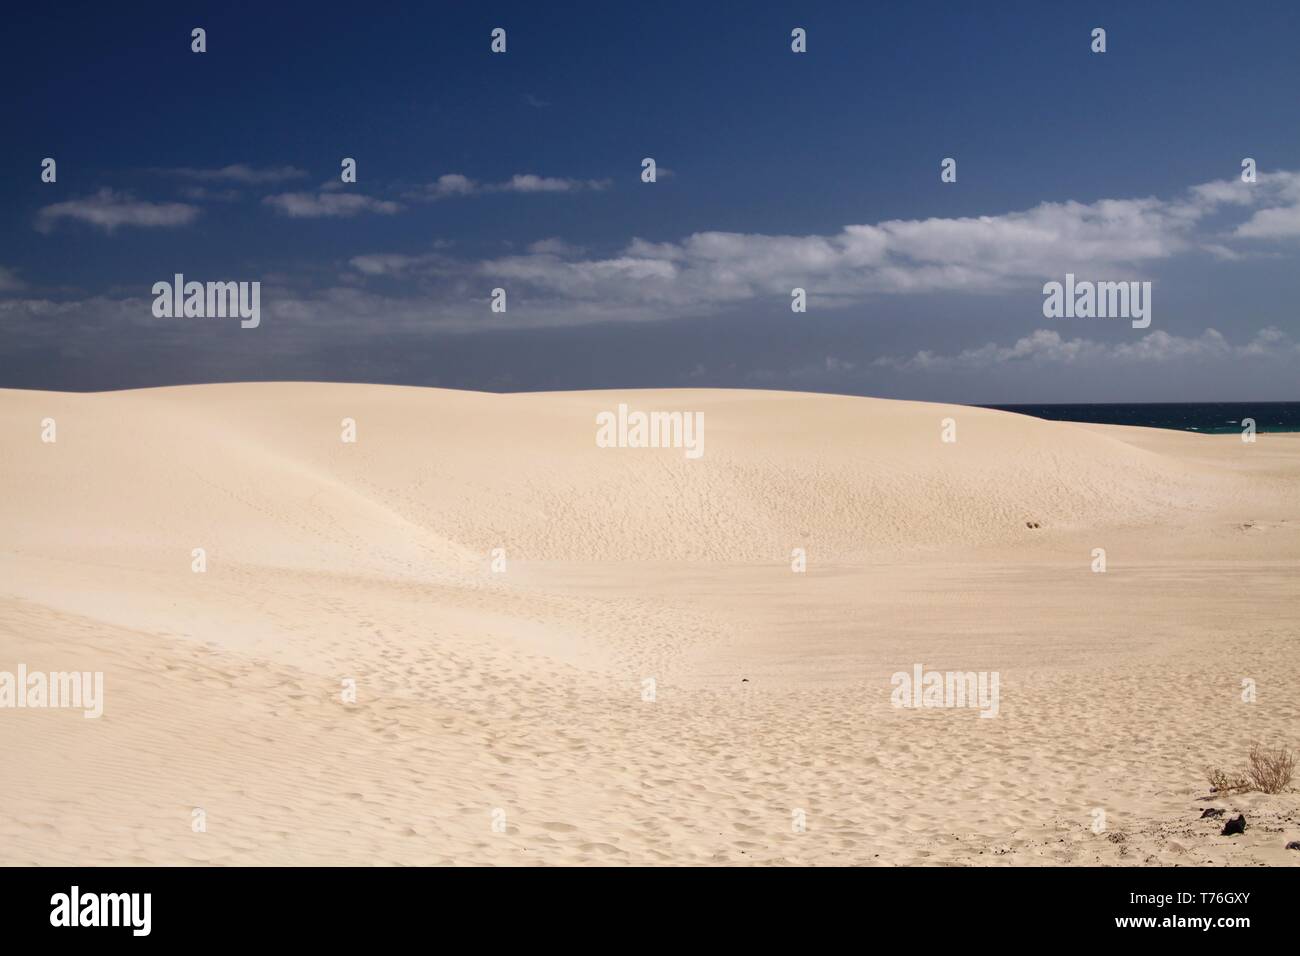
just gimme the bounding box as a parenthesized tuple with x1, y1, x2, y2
(1, 383, 1297, 865)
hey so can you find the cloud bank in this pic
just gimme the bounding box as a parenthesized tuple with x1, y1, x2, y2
(17, 171, 1300, 359)
(322, 169, 1300, 327)
(875, 327, 1300, 372)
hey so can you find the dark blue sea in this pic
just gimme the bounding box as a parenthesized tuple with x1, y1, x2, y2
(981, 402, 1300, 434)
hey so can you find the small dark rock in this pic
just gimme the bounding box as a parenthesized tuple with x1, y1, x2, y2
(1285, 841, 1300, 851)
(1200, 808, 1225, 818)
(741, 678, 749, 683)
(1220, 814, 1247, 836)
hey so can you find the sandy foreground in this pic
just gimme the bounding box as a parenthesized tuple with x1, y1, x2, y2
(1, 383, 1297, 866)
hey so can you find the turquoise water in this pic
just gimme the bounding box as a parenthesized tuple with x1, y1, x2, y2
(982, 402, 1300, 434)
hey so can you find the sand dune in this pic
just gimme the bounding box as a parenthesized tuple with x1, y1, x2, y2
(1, 384, 1297, 865)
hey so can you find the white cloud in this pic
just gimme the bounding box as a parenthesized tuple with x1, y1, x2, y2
(413, 196, 1186, 322)
(1234, 205, 1300, 239)
(526, 237, 586, 257)
(1206, 170, 1300, 238)
(263, 192, 402, 218)
(348, 251, 455, 277)
(164, 164, 308, 184)
(423, 174, 478, 199)
(504, 173, 609, 193)
(407, 173, 610, 200)
(36, 189, 200, 233)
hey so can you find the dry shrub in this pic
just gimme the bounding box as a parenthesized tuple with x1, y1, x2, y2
(1204, 765, 1249, 793)
(1204, 743, 1296, 795)
(1246, 742, 1295, 795)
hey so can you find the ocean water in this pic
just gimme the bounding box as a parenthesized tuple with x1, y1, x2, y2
(982, 402, 1300, 434)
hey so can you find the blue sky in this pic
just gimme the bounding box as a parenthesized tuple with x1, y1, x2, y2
(3, 0, 1299, 399)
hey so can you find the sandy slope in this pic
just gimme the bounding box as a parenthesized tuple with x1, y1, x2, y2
(1, 383, 1297, 865)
